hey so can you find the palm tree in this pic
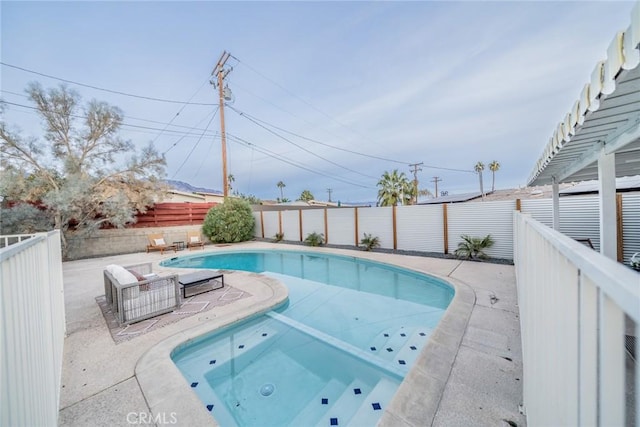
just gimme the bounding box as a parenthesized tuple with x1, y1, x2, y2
(227, 174, 235, 192)
(475, 161, 485, 199)
(418, 188, 433, 202)
(489, 160, 500, 192)
(276, 181, 286, 202)
(298, 189, 314, 202)
(376, 169, 412, 206)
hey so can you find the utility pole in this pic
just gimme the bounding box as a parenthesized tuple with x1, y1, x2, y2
(431, 176, 442, 198)
(211, 51, 232, 198)
(326, 188, 333, 203)
(409, 162, 423, 204)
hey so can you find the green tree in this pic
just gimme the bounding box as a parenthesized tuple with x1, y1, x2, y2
(276, 180, 286, 202)
(376, 169, 412, 206)
(488, 160, 500, 192)
(0, 83, 166, 257)
(454, 234, 495, 259)
(298, 189, 314, 202)
(474, 161, 485, 199)
(202, 198, 255, 243)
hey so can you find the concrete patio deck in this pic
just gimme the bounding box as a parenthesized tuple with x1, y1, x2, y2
(58, 241, 524, 426)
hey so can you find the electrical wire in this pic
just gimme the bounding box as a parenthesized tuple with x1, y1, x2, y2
(163, 107, 219, 155)
(0, 62, 218, 106)
(228, 105, 379, 180)
(226, 132, 372, 189)
(171, 112, 218, 179)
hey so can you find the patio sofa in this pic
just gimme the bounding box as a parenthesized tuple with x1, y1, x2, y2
(103, 262, 180, 324)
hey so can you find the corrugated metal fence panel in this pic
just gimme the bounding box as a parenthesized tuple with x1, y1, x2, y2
(302, 209, 325, 240)
(262, 211, 280, 239)
(281, 210, 301, 242)
(559, 196, 600, 252)
(521, 199, 553, 227)
(396, 205, 444, 253)
(253, 212, 262, 237)
(622, 193, 640, 264)
(358, 207, 394, 249)
(1, 231, 64, 426)
(448, 200, 515, 259)
(327, 208, 356, 246)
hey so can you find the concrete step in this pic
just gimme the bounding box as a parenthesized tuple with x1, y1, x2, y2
(314, 379, 367, 427)
(349, 377, 399, 426)
(289, 378, 344, 426)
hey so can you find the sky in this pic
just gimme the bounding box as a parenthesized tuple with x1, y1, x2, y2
(1, 1, 636, 204)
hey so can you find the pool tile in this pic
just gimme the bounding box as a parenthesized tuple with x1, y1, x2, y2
(209, 359, 216, 364)
(330, 417, 338, 425)
(419, 332, 426, 336)
(372, 402, 382, 410)
(238, 345, 245, 349)
(190, 382, 198, 388)
(386, 347, 393, 352)
(383, 333, 389, 337)
(398, 360, 406, 365)
(410, 346, 417, 350)
(370, 346, 376, 351)
(322, 398, 328, 405)
(354, 388, 361, 395)
(262, 333, 268, 337)
(400, 333, 406, 337)
(206, 404, 214, 411)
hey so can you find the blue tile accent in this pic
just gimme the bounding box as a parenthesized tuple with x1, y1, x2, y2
(191, 382, 198, 388)
(383, 333, 389, 337)
(419, 332, 426, 336)
(262, 333, 268, 337)
(322, 398, 328, 404)
(239, 345, 245, 349)
(354, 388, 361, 395)
(386, 347, 393, 352)
(400, 333, 406, 337)
(399, 360, 406, 365)
(370, 346, 376, 351)
(410, 346, 417, 350)
(372, 402, 382, 410)
(206, 404, 214, 411)
(330, 418, 338, 425)
(209, 359, 216, 364)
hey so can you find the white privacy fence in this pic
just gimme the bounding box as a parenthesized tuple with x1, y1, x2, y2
(1, 231, 66, 427)
(514, 212, 639, 426)
(253, 193, 640, 262)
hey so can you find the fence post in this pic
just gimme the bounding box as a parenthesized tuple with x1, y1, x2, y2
(278, 211, 283, 236)
(260, 211, 265, 238)
(516, 198, 521, 212)
(324, 208, 329, 244)
(392, 205, 397, 250)
(354, 207, 359, 246)
(299, 209, 303, 242)
(616, 194, 623, 262)
(443, 203, 449, 254)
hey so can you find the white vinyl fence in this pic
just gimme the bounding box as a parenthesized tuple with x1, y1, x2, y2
(254, 194, 640, 261)
(514, 212, 639, 426)
(1, 231, 66, 427)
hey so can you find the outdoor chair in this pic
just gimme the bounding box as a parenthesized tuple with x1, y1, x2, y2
(186, 230, 205, 250)
(146, 233, 177, 254)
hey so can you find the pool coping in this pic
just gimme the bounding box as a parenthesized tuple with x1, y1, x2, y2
(135, 246, 475, 427)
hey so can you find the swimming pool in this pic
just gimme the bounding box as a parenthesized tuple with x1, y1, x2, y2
(166, 250, 454, 426)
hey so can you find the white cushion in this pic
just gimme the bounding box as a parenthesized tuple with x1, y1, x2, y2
(190, 236, 200, 243)
(153, 238, 166, 246)
(105, 264, 138, 285)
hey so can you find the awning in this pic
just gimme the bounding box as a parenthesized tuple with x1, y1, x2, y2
(528, 2, 640, 186)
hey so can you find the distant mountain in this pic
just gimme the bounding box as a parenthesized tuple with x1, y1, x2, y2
(165, 180, 222, 195)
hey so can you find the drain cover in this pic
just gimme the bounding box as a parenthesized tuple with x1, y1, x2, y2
(260, 383, 275, 396)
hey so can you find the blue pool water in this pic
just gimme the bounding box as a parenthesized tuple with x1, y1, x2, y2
(166, 251, 454, 426)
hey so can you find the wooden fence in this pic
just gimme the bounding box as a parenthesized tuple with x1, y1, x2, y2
(132, 202, 217, 228)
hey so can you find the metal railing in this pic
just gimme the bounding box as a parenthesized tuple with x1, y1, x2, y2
(514, 212, 639, 426)
(0, 231, 66, 426)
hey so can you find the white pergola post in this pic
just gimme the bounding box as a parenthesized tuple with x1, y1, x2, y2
(598, 147, 617, 260)
(552, 176, 560, 230)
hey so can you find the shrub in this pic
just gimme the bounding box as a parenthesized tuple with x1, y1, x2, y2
(360, 233, 380, 251)
(304, 232, 324, 247)
(454, 234, 494, 259)
(202, 198, 255, 243)
(273, 232, 284, 242)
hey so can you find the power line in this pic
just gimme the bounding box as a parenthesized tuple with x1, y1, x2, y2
(171, 111, 218, 179)
(0, 62, 218, 106)
(229, 105, 379, 180)
(226, 132, 372, 189)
